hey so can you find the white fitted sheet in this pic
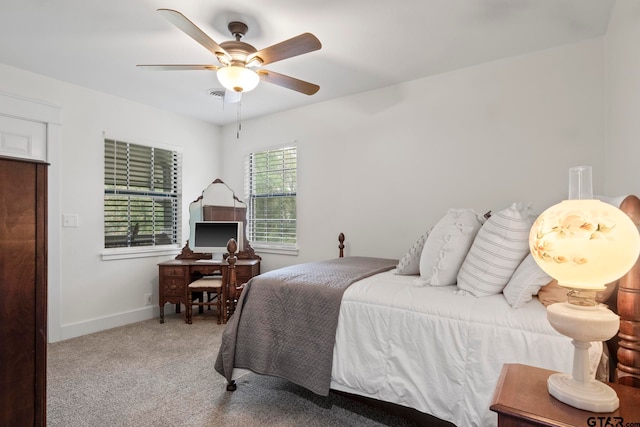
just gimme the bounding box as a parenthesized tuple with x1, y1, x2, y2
(330, 269, 601, 427)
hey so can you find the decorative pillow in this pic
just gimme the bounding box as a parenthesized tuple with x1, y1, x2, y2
(416, 209, 483, 287)
(538, 279, 618, 307)
(537, 280, 568, 307)
(456, 202, 534, 297)
(396, 230, 430, 275)
(503, 254, 552, 308)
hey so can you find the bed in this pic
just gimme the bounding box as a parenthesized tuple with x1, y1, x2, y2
(215, 196, 640, 427)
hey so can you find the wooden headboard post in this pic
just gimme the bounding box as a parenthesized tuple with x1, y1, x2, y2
(338, 233, 345, 258)
(616, 195, 640, 387)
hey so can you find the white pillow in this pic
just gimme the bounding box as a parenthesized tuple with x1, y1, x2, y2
(456, 202, 534, 297)
(396, 230, 430, 275)
(503, 253, 552, 308)
(416, 209, 483, 287)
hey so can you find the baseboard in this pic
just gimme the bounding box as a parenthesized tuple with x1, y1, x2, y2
(55, 305, 165, 342)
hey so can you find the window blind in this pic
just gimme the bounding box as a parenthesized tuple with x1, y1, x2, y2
(246, 145, 297, 246)
(104, 139, 181, 248)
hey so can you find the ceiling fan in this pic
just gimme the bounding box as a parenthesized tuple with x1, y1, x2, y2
(138, 9, 322, 99)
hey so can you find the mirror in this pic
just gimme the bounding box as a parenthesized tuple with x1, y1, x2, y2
(178, 179, 259, 260)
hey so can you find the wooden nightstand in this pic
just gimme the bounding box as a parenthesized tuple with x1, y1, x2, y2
(490, 364, 640, 427)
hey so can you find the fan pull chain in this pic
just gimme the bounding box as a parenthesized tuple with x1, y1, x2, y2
(236, 101, 242, 139)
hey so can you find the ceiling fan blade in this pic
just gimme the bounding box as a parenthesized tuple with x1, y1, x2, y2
(157, 9, 230, 62)
(257, 69, 319, 95)
(137, 64, 219, 71)
(248, 33, 321, 66)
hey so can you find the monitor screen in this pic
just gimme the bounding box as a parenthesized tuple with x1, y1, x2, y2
(192, 221, 243, 255)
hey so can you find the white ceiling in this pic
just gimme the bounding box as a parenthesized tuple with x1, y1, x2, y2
(0, 0, 615, 126)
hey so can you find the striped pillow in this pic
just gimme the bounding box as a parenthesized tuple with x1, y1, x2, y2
(456, 202, 534, 297)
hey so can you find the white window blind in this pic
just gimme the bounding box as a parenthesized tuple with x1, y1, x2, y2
(104, 139, 181, 248)
(245, 145, 297, 246)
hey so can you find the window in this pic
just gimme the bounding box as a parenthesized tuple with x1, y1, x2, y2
(245, 145, 297, 248)
(104, 138, 181, 249)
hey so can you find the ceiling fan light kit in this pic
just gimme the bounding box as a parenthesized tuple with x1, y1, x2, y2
(217, 66, 259, 93)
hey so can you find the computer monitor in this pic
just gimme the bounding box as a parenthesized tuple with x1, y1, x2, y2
(192, 221, 243, 259)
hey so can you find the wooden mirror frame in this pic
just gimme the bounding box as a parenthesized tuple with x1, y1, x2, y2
(176, 178, 260, 260)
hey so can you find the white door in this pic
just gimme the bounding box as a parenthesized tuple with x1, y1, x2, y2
(0, 114, 47, 161)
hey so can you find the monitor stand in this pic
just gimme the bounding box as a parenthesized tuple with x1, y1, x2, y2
(210, 252, 224, 261)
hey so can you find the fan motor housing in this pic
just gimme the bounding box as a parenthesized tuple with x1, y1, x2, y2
(219, 40, 257, 63)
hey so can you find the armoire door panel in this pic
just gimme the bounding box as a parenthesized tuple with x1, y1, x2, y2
(0, 156, 47, 426)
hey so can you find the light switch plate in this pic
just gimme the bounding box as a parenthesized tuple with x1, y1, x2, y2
(62, 214, 79, 228)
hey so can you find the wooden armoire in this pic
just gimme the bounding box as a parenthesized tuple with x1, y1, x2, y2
(0, 155, 48, 426)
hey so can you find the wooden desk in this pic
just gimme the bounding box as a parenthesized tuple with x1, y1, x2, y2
(490, 363, 640, 427)
(158, 258, 260, 324)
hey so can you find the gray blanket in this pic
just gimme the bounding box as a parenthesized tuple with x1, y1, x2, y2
(214, 256, 397, 395)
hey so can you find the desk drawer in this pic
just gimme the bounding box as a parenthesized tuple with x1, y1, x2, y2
(192, 265, 222, 276)
(162, 279, 185, 296)
(235, 265, 259, 285)
(161, 266, 186, 277)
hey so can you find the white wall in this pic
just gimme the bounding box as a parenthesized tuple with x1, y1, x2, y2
(0, 34, 611, 341)
(0, 64, 222, 341)
(605, 0, 640, 194)
(221, 39, 606, 272)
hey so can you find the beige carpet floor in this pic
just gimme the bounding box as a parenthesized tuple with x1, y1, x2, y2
(47, 312, 420, 427)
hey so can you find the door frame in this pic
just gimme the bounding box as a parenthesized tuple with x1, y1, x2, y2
(0, 91, 62, 342)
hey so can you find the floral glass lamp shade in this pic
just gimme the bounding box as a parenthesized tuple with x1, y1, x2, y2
(529, 166, 640, 412)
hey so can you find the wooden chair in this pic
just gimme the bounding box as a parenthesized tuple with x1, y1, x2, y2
(186, 277, 223, 324)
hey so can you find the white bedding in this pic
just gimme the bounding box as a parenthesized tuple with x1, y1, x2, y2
(330, 269, 602, 427)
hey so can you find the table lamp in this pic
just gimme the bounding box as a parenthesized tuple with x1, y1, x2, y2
(529, 166, 640, 412)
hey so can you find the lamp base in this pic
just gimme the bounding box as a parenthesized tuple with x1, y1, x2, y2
(548, 372, 619, 412)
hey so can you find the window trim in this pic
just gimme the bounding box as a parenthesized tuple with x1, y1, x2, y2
(100, 245, 182, 261)
(102, 134, 183, 259)
(250, 243, 299, 256)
